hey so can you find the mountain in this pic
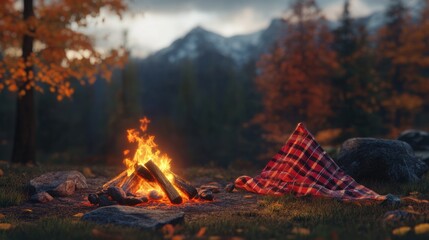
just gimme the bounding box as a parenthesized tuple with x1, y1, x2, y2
(149, 18, 288, 67)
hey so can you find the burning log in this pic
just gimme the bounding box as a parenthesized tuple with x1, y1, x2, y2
(172, 174, 198, 199)
(135, 165, 155, 182)
(144, 160, 183, 204)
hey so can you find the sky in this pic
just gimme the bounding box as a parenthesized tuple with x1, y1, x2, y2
(85, 0, 396, 58)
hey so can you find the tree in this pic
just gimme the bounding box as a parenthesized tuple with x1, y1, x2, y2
(332, 0, 382, 140)
(254, 0, 338, 143)
(0, 0, 127, 164)
(376, 0, 422, 135)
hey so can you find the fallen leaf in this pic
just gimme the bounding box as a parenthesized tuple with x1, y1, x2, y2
(0, 168, 4, 177)
(291, 227, 310, 235)
(162, 224, 175, 238)
(22, 209, 32, 213)
(244, 195, 253, 199)
(208, 236, 222, 240)
(392, 226, 411, 236)
(195, 227, 207, 237)
(0, 213, 5, 219)
(73, 213, 84, 217)
(172, 235, 185, 240)
(0, 223, 12, 231)
(91, 228, 123, 240)
(415, 223, 429, 235)
(83, 167, 95, 178)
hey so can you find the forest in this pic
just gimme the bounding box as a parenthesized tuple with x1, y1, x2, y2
(1, 0, 428, 167)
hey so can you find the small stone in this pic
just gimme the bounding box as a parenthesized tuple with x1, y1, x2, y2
(198, 189, 214, 201)
(30, 192, 54, 203)
(225, 183, 235, 193)
(98, 195, 116, 207)
(107, 187, 126, 204)
(88, 194, 99, 205)
(382, 194, 401, 207)
(149, 190, 162, 200)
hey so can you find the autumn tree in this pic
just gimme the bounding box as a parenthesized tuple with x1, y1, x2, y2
(332, 0, 382, 140)
(254, 0, 338, 143)
(376, 0, 423, 136)
(0, 0, 127, 164)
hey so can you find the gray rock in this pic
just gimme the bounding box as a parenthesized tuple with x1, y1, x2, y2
(29, 171, 87, 197)
(82, 205, 184, 229)
(398, 130, 429, 151)
(88, 194, 99, 205)
(336, 138, 428, 183)
(30, 191, 54, 203)
(381, 194, 401, 207)
(198, 189, 214, 201)
(225, 183, 235, 193)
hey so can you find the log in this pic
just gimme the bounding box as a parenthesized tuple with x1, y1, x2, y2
(135, 165, 155, 182)
(144, 160, 183, 204)
(172, 174, 198, 199)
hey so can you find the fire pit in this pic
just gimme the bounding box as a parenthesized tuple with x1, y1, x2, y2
(88, 118, 210, 207)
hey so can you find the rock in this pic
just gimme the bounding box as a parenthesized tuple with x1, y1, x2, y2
(149, 190, 162, 200)
(415, 151, 429, 164)
(336, 138, 428, 183)
(82, 205, 184, 229)
(381, 194, 401, 207)
(398, 130, 429, 151)
(198, 189, 214, 201)
(88, 194, 99, 205)
(29, 171, 87, 197)
(225, 183, 235, 193)
(107, 187, 126, 204)
(98, 195, 116, 207)
(30, 192, 54, 203)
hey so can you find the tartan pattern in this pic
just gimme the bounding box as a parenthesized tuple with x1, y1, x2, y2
(235, 123, 386, 202)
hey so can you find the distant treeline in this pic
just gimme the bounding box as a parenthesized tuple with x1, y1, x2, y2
(0, 0, 428, 167)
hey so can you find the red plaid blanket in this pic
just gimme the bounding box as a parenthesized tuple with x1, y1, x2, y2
(235, 123, 386, 202)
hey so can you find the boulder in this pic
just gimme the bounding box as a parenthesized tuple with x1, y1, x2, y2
(398, 130, 429, 151)
(30, 192, 54, 203)
(82, 205, 184, 229)
(29, 171, 87, 197)
(336, 138, 428, 183)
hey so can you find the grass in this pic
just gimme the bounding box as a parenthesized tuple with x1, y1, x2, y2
(1, 165, 429, 239)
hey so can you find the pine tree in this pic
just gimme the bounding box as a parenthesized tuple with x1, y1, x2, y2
(254, 0, 338, 143)
(332, 0, 382, 140)
(376, 0, 422, 135)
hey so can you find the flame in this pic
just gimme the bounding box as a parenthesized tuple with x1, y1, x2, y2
(104, 117, 187, 202)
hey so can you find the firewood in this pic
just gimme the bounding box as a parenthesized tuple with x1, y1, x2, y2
(172, 174, 198, 199)
(144, 160, 183, 204)
(135, 165, 155, 182)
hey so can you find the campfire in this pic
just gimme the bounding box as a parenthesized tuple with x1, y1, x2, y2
(88, 118, 203, 206)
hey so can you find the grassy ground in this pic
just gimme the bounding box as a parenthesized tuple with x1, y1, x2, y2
(1, 165, 429, 239)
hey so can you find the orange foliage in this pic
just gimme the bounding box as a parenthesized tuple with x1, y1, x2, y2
(0, 0, 127, 99)
(254, 0, 338, 142)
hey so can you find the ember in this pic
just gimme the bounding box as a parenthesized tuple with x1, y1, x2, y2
(93, 118, 199, 205)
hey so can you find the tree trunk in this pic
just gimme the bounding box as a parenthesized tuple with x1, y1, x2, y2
(11, 0, 35, 164)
